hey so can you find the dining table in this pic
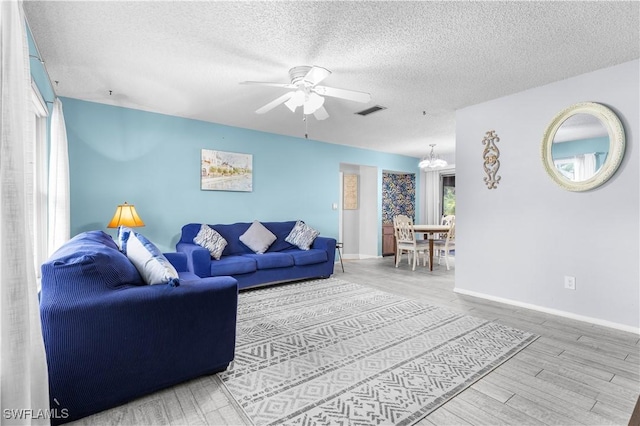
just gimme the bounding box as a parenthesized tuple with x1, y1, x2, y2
(412, 224, 451, 271)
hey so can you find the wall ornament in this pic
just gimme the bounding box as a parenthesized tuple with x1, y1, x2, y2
(482, 130, 501, 189)
(343, 174, 358, 210)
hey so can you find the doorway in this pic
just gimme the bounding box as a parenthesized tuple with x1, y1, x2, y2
(339, 164, 378, 259)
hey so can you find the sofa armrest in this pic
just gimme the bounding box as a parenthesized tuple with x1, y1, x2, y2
(40, 276, 238, 422)
(176, 243, 211, 277)
(312, 236, 337, 263)
(164, 252, 188, 272)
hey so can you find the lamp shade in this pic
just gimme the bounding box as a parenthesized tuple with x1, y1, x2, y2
(107, 202, 145, 228)
(303, 92, 325, 115)
(284, 89, 306, 112)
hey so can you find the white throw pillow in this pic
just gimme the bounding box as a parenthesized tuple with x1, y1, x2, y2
(285, 220, 320, 250)
(193, 224, 228, 260)
(239, 221, 276, 254)
(125, 232, 180, 286)
(116, 226, 133, 251)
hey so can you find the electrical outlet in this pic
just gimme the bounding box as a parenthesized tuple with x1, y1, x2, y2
(564, 276, 576, 290)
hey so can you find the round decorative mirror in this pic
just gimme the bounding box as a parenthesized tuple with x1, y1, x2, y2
(541, 102, 625, 192)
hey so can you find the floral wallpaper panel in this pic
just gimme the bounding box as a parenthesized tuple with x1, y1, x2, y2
(382, 172, 416, 224)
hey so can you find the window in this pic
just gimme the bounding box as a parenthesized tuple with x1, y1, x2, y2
(441, 174, 455, 217)
(28, 81, 49, 285)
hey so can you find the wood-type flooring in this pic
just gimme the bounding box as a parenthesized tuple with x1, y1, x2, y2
(69, 257, 639, 425)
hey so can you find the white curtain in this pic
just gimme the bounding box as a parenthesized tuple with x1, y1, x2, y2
(0, 1, 50, 424)
(48, 98, 70, 254)
(574, 153, 597, 181)
(423, 170, 440, 225)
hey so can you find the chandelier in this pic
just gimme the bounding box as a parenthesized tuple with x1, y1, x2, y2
(419, 144, 448, 169)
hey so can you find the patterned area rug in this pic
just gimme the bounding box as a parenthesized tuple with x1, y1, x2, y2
(219, 278, 538, 426)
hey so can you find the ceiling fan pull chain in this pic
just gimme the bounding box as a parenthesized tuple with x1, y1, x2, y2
(304, 113, 308, 139)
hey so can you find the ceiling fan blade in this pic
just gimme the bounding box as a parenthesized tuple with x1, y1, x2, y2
(313, 106, 329, 121)
(303, 66, 331, 86)
(313, 85, 371, 103)
(255, 92, 294, 114)
(241, 81, 298, 89)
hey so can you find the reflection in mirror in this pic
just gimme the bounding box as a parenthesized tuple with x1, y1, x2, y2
(551, 113, 609, 182)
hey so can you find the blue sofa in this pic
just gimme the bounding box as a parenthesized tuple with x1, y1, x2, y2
(39, 231, 238, 425)
(177, 221, 336, 289)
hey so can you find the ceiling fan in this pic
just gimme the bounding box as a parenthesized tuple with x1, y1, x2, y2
(240, 66, 371, 120)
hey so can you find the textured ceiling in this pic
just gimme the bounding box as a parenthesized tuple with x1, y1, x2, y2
(23, 1, 639, 159)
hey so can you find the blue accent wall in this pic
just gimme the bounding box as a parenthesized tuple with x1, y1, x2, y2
(62, 98, 420, 252)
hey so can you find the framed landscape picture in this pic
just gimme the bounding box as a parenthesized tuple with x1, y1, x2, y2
(201, 149, 253, 192)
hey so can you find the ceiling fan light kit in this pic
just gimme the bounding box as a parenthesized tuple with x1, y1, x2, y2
(241, 65, 371, 121)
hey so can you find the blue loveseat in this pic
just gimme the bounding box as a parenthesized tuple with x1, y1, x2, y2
(39, 231, 238, 425)
(177, 221, 336, 289)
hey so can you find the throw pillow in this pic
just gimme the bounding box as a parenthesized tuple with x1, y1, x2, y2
(285, 220, 320, 250)
(194, 224, 228, 260)
(239, 220, 276, 254)
(117, 226, 133, 252)
(124, 232, 180, 286)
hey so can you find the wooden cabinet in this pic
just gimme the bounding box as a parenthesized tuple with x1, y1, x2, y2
(382, 224, 395, 256)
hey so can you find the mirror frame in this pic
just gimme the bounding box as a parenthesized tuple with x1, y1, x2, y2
(541, 102, 625, 192)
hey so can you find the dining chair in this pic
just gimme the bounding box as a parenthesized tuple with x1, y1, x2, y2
(393, 215, 430, 271)
(433, 216, 456, 270)
(435, 215, 455, 239)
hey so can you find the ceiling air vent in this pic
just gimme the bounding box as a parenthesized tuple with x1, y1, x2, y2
(355, 105, 387, 116)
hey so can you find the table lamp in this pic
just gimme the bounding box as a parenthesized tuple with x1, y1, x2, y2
(107, 202, 145, 249)
(107, 202, 145, 228)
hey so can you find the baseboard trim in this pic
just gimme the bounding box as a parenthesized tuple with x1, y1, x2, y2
(342, 254, 381, 260)
(453, 287, 640, 335)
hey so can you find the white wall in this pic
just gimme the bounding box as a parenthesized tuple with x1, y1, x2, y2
(359, 166, 379, 258)
(455, 60, 639, 331)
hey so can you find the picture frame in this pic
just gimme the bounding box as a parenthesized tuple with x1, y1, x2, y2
(343, 174, 358, 209)
(201, 149, 253, 192)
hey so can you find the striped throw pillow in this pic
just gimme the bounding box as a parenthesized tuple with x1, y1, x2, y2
(194, 224, 228, 260)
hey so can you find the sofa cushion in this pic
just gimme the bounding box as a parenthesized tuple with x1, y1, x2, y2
(179, 223, 206, 244)
(210, 256, 257, 277)
(177, 270, 202, 282)
(124, 232, 180, 286)
(239, 220, 277, 254)
(285, 220, 320, 250)
(194, 224, 227, 260)
(241, 252, 294, 270)
(285, 249, 328, 266)
(181, 222, 297, 255)
(208, 223, 252, 256)
(45, 230, 143, 289)
(262, 221, 297, 252)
